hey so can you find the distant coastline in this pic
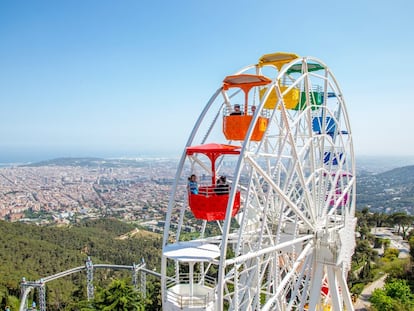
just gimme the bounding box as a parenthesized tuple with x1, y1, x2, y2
(0, 149, 181, 166)
(0, 152, 414, 172)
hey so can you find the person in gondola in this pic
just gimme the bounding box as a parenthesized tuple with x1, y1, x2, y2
(215, 175, 229, 195)
(187, 174, 199, 194)
(230, 104, 243, 115)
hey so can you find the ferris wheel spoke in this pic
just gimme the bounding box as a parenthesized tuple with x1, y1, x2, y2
(261, 242, 313, 311)
(286, 253, 313, 310)
(307, 261, 325, 310)
(247, 156, 315, 230)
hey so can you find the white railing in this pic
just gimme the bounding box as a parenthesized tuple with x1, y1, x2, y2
(166, 290, 214, 308)
(165, 273, 216, 308)
(166, 273, 216, 288)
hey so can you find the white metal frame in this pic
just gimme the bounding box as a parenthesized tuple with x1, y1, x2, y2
(161, 55, 356, 311)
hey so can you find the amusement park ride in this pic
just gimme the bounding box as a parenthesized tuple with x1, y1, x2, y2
(161, 52, 356, 310)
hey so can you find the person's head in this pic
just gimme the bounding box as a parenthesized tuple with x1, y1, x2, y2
(219, 176, 226, 183)
(190, 174, 197, 181)
(251, 105, 256, 112)
(234, 104, 240, 112)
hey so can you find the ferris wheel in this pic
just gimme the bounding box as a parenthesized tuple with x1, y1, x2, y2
(161, 52, 356, 311)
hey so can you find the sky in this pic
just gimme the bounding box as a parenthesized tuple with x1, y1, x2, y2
(1, 0, 413, 162)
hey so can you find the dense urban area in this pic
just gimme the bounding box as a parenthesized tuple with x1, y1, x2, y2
(1, 157, 414, 228)
(0, 158, 180, 232)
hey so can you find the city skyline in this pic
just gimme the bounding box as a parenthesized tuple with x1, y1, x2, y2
(1, 1, 414, 161)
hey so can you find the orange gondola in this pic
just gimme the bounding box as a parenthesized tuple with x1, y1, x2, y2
(222, 74, 272, 141)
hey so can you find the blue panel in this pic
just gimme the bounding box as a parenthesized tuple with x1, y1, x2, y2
(323, 151, 343, 165)
(312, 117, 337, 137)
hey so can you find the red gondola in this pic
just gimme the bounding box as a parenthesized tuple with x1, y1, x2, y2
(186, 143, 241, 221)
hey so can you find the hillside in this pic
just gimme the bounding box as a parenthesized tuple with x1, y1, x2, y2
(377, 165, 414, 185)
(357, 165, 414, 214)
(0, 218, 162, 303)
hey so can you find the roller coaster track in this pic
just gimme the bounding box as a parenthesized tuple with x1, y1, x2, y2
(19, 258, 160, 311)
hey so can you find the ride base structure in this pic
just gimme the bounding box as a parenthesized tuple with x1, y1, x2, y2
(161, 52, 356, 311)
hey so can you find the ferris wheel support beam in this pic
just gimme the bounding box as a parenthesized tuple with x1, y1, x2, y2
(338, 268, 355, 311)
(327, 266, 342, 311)
(307, 260, 324, 310)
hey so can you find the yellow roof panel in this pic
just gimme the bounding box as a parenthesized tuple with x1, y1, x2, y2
(258, 52, 300, 70)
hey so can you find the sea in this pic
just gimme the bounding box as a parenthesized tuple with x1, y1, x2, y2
(0, 149, 414, 172)
(0, 149, 180, 167)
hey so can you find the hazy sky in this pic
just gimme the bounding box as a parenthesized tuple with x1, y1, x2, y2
(1, 0, 413, 161)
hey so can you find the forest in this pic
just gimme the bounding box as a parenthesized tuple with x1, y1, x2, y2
(0, 218, 162, 310)
(2, 210, 414, 310)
